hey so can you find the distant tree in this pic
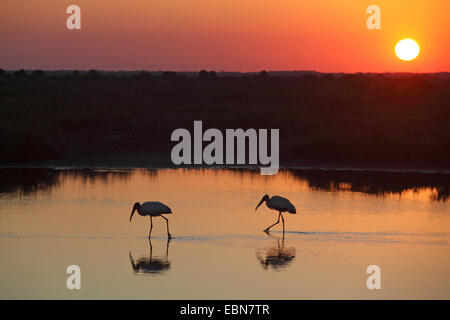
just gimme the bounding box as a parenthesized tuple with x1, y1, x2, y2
(72, 70, 80, 76)
(198, 70, 209, 79)
(138, 71, 152, 78)
(31, 70, 44, 78)
(162, 71, 176, 78)
(0, 69, 5, 77)
(258, 70, 269, 78)
(88, 69, 99, 77)
(14, 69, 26, 77)
(198, 70, 217, 79)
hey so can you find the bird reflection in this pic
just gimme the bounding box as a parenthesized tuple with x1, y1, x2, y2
(256, 233, 296, 271)
(129, 239, 171, 275)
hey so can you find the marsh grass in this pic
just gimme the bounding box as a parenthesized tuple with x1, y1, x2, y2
(0, 72, 448, 166)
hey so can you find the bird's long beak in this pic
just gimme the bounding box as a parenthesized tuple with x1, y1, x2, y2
(129, 208, 136, 222)
(255, 197, 265, 211)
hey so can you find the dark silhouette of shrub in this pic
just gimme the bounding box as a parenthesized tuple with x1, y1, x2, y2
(138, 71, 152, 79)
(162, 71, 176, 78)
(0, 72, 448, 168)
(199, 70, 217, 79)
(259, 70, 269, 78)
(198, 70, 209, 78)
(87, 69, 99, 78)
(13, 69, 26, 77)
(31, 70, 44, 78)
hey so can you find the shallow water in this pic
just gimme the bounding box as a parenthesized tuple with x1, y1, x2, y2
(0, 168, 449, 299)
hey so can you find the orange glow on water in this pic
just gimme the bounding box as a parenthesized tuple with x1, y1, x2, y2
(1, 169, 449, 299)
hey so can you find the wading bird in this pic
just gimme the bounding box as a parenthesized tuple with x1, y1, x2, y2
(255, 194, 296, 233)
(130, 201, 173, 239)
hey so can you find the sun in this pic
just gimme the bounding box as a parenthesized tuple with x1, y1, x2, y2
(395, 39, 420, 61)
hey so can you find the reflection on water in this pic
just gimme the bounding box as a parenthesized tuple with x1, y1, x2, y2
(256, 233, 296, 271)
(129, 239, 171, 275)
(289, 169, 450, 201)
(0, 168, 59, 195)
(1, 168, 448, 201)
(0, 167, 449, 299)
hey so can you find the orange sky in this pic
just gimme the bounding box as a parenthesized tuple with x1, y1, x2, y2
(1, 0, 448, 72)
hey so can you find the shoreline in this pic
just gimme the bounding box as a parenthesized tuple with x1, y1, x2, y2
(1, 154, 449, 174)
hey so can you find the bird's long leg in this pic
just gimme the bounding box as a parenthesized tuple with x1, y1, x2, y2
(162, 215, 172, 239)
(280, 213, 285, 234)
(149, 216, 153, 238)
(264, 213, 281, 233)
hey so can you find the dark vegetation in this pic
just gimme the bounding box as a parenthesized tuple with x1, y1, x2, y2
(1, 168, 448, 201)
(289, 169, 449, 201)
(0, 70, 449, 168)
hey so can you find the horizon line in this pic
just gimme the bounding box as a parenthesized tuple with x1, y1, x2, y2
(2, 69, 449, 75)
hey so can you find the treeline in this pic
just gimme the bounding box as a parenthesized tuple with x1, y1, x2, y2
(1, 168, 448, 201)
(0, 70, 449, 167)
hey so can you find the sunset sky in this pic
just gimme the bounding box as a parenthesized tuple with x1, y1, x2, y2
(1, 0, 448, 72)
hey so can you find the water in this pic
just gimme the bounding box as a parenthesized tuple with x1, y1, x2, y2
(0, 168, 449, 299)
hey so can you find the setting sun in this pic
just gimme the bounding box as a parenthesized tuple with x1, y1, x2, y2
(395, 39, 420, 61)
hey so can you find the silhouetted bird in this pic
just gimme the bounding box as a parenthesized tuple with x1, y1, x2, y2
(255, 194, 296, 233)
(130, 201, 173, 239)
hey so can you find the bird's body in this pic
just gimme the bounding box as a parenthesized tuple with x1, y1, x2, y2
(265, 196, 296, 214)
(255, 194, 296, 233)
(130, 201, 173, 239)
(136, 201, 172, 217)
